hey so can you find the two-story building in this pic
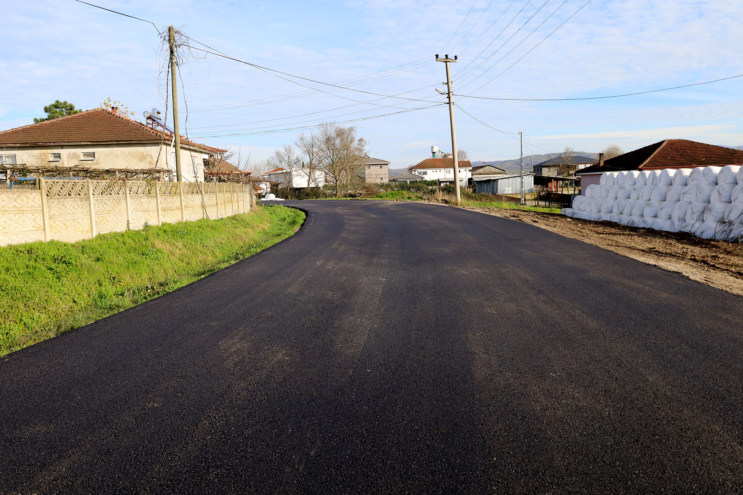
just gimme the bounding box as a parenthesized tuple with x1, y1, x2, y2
(360, 156, 390, 183)
(410, 158, 472, 186)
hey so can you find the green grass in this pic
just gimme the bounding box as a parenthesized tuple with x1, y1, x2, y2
(370, 191, 424, 201)
(460, 200, 562, 214)
(0, 205, 305, 356)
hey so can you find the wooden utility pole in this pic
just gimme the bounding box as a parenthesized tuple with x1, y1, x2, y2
(520, 132, 525, 205)
(436, 54, 461, 204)
(169, 26, 182, 182)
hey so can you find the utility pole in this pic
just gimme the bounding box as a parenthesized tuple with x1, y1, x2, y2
(436, 54, 460, 204)
(169, 26, 182, 182)
(520, 132, 525, 205)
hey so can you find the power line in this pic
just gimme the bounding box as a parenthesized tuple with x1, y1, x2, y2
(456, 0, 519, 56)
(454, 102, 551, 153)
(191, 104, 446, 139)
(450, 0, 496, 52)
(457, 0, 568, 89)
(441, 0, 481, 52)
(74, 0, 161, 33)
(468, 0, 594, 94)
(456, 73, 743, 101)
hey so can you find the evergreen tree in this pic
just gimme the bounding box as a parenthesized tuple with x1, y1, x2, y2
(34, 100, 82, 123)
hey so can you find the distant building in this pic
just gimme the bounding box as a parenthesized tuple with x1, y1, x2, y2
(263, 167, 325, 189)
(390, 171, 425, 183)
(410, 158, 472, 186)
(474, 173, 534, 195)
(360, 156, 390, 183)
(532, 155, 597, 177)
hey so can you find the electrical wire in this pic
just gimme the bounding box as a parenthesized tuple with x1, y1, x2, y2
(74, 0, 161, 33)
(468, 0, 594, 94)
(456, 0, 519, 56)
(454, 102, 551, 153)
(450, 0, 496, 52)
(441, 0, 481, 52)
(455, 73, 743, 101)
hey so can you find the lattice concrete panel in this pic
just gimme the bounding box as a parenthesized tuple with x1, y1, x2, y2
(49, 216, 91, 241)
(96, 213, 128, 234)
(0, 191, 44, 246)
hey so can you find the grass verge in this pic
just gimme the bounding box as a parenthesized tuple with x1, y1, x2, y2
(460, 200, 562, 214)
(0, 205, 305, 356)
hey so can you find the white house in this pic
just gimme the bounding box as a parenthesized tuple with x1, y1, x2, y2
(264, 167, 325, 188)
(410, 158, 472, 186)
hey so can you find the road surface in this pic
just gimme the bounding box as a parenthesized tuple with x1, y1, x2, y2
(2, 200, 743, 493)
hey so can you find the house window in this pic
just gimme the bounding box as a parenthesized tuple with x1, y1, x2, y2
(380, 177, 383, 181)
(81, 152, 96, 161)
(421, 171, 427, 176)
(49, 153, 61, 162)
(380, 166, 383, 169)
(368, 165, 371, 169)
(0, 154, 17, 165)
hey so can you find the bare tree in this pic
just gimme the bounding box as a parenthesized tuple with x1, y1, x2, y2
(315, 123, 367, 197)
(296, 132, 323, 188)
(558, 146, 575, 177)
(222, 147, 252, 172)
(602, 144, 624, 160)
(266, 145, 301, 188)
(457, 149, 469, 161)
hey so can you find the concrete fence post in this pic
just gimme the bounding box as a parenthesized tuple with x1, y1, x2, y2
(124, 181, 132, 229)
(39, 178, 50, 242)
(155, 181, 162, 226)
(87, 179, 97, 239)
(179, 181, 185, 222)
(215, 183, 221, 219)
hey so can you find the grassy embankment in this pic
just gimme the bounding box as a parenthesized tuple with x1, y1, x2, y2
(459, 200, 561, 214)
(0, 205, 305, 356)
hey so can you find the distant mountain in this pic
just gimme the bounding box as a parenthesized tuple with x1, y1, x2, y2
(473, 152, 599, 174)
(389, 167, 410, 176)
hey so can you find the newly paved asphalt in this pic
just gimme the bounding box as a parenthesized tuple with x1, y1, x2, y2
(2, 200, 743, 493)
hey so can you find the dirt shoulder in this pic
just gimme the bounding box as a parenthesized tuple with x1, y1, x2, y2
(452, 202, 743, 297)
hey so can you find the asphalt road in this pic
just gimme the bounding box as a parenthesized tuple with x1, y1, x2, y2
(2, 200, 743, 494)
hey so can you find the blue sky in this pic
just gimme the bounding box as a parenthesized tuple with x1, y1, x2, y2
(3, 0, 743, 167)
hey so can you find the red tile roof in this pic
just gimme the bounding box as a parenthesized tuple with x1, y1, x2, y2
(205, 158, 242, 174)
(577, 139, 743, 175)
(265, 168, 287, 174)
(411, 158, 472, 170)
(0, 109, 224, 153)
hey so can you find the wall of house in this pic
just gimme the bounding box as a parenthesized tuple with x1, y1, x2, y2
(364, 164, 389, 183)
(2, 143, 208, 182)
(0, 179, 253, 247)
(579, 174, 601, 194)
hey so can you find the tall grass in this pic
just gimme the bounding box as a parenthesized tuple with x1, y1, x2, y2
(0, 205, 305, 356)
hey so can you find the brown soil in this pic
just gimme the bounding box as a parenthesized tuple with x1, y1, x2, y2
(451, 203, 743, 298)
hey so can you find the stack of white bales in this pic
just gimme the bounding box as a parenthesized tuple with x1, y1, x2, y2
(563, 165, 743, 241)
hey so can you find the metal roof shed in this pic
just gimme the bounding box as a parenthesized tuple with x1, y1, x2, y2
(473, 173, 534, 195)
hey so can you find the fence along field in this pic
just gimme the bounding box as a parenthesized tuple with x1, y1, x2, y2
(0, 179, 254, 247)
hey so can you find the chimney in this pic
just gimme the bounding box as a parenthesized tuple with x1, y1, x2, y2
(599, 153, 605, 167)
(111, 107, 118, 115)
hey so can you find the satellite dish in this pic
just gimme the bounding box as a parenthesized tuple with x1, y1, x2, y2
(143, 111, 151, 119)
(152, 108, 161, 115)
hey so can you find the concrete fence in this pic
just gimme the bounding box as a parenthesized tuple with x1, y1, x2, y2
(0, 179, 254, 247)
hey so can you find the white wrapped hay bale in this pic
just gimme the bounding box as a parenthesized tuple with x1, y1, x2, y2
(647, 170, 659, 186)
(608, 185, 620, 200)
(681, 184, 695, 203)
(651, 218, 666, 231)
(624, 171, 639, 186)
(725, 202, 743, 224)
(630, 186, 642, 200)
(671, 201, 691, 228)
(636, 172, 648, 186)
(732, 183, 743, 203)
(610, 213, 621, 223)
(703, 202, 728, 223)
(590, 199, 602, 213)
(614, 198, 627, 216)
(657, 169, 674, 186)
(601, 186, 611, 199)
(711, 183, 735, 204)
(617, 185, 632, 200)
(641, 217, 654, 228)
(685, 202, 706, 225)
(672, 168, 692, 186)
(701, 166, 723, 186)
(599, 173, 608, 186)
(618, 215, 632, 225)
(585, 184, 598, 198)
(729, 224, 743, 241)
(644, 201, 663, 219)
(616, 172, 626, 186)
(601, 198, 614, 213)
(718, 165, 740, 185)
(688, 167, 704, 186)
(632, 200, 648, 217)
(606, 173, 617, 186)
(627, 216, 643, 227)
(663, 219, 679, 232)
(561, 208, 574, 217)
(693, 183, 715, 204)
(622, 199, 637, 216)
(639, 185, 655, 201)
(601, 212, 612, 221)
(666, 185, 685, 202)
(650, 186, 670, 202)
(738, 165, 743, 185)
(657, 201, 676, 220)
(696, 222, 718, 239)
(572, 196, 584, 210)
